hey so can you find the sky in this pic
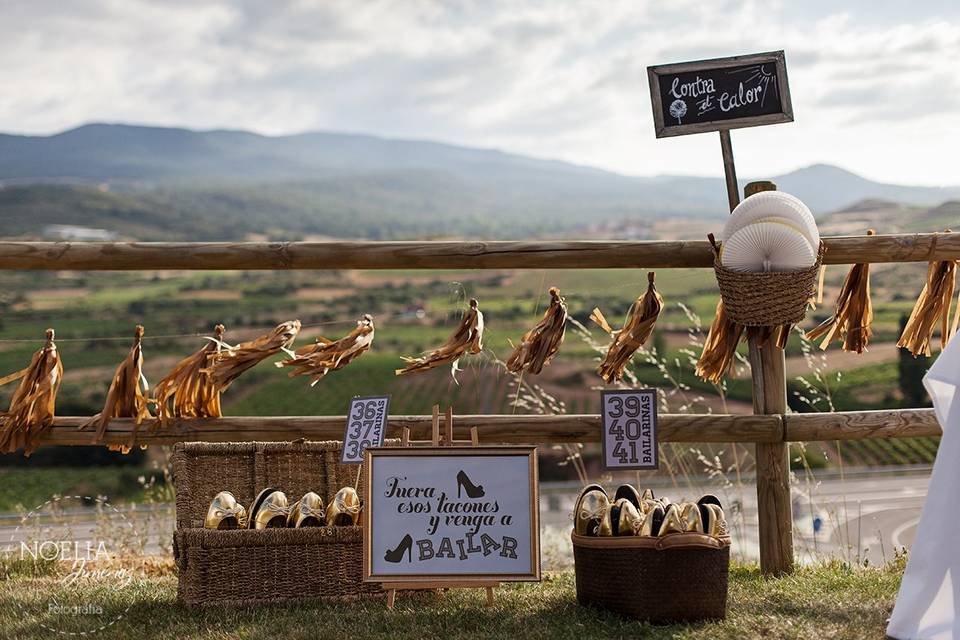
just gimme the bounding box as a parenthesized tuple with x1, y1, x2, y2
(2, 0, 959, 185)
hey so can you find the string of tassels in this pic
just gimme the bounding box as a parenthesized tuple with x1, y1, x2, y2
(590, 272, 663, 383)
(898, 233, 959, 357)
(806, 230, 875, 354)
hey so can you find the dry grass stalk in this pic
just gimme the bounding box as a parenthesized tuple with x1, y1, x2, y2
(806, 231, 874, 353)
(0, 329, 62, 456)
(152, 324, 225, 427)
(396, 299, 484, 378)
(278, 314, 375, 386)
(590, 272, 663, 383)
(81, 325, 152, 452)
(204, 320, 301, 391)
(898, 257, 957, 356)
(506, 288, 567, 375)
(695, 300, 745, 384)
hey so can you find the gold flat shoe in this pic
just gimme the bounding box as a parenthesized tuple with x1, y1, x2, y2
(288, 491, 325, 528)
(573, 484, 611, 536)
(248, 488, 290, 529)
(701, 503, 728, 537)
(638, 504, 665, 536)
(326, 487, 361, 526)
(660, 502, 703, 535)
(204, 491, 247, 529)
(612, 497, 643, 536)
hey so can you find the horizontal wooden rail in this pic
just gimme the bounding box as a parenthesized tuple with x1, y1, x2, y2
(34, 408, 942, 448)
(1, 232, 958, 270)
(785, 408, 941, 441)
(43, 413, 783, 446)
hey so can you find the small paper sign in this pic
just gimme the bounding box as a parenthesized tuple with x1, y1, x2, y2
(600, 389, 658, 470)
(341, 395, 390, 464)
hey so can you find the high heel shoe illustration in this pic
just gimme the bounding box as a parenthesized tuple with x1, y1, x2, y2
(384, 533, 413, 563)
(456, 470, 485, 499)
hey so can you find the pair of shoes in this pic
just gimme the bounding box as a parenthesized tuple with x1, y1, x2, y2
(573, 484, 668, 537)
(325, 486, 362, 527)
(658, 497, 727, 536)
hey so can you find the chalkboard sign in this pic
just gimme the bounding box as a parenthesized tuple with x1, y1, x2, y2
(363, 446, 540, 583)
(648, 51, 792, 138)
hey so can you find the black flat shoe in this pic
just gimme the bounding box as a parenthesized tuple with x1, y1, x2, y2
(613, 484, 642, 510)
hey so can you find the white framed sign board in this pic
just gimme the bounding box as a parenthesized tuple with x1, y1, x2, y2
(341, 395, 390, 465)
(600, 389, 659, 470)
(363, 446, 540, 583)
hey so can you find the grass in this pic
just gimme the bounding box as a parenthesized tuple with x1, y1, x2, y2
(0, 467, 156, 512)
(0, 560, 904, 639)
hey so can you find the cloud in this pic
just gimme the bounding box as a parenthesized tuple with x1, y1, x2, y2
(0, 0, 958, 185)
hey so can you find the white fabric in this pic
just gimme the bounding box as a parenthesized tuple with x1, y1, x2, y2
(888, 337, 960, 639)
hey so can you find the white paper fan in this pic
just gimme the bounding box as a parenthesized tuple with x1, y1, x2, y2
(723, 191, 819, 249)
(721, 222, 817, 273)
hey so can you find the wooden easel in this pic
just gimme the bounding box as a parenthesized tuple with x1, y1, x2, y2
(383, 404, 498, 609)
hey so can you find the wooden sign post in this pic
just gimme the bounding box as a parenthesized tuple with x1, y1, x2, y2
(363, 406, 540, 609)
(648, 51, 796, 576)
(647, 50, 793, 212)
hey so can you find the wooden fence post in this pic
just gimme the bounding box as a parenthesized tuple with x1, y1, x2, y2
(744, 180, 794, 576)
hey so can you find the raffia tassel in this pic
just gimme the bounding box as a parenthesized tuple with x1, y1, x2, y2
(396, 298, 484, 379)
(152, 324, 226, 427)
(591, 272, 663, 383)
(695, 300, 745, 384)
(0, 329, 62, 456)
(81, 325, 152, 453)
(278, 314, 375, 386)
(806, 230, 874, 354)
(205, 320, 301, 391)
(898, 255, 958, 357)
(506, 288, 568, 375)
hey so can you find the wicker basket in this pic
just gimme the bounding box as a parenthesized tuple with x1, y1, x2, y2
(172, 440, 386, 606)
(572, 532, 731, 623)
(713, 242, 824, 327)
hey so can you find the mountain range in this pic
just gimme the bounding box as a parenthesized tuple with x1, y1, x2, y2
(0, 123, 957, 241)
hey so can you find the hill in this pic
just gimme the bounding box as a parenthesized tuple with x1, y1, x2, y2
(1, 123, 958, 240)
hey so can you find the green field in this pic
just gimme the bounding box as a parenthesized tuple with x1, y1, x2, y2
(0, 265, 939, 473)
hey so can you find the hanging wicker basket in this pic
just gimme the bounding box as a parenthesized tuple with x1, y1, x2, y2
(713, 241, 825, 327)
(572, 531, 731, 623)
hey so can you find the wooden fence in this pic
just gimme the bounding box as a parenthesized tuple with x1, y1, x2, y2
(3, 227, 957, 577)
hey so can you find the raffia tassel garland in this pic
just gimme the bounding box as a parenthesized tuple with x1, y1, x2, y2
(506, 287, 567, 374)
(81, 325, 152, 452)
(898, 255, 958, 357)
(806, 230, 875, 353)
(0, 329, 62, 456)
(152, 324, 226, 427)
(695, 300, 745, 384)
(278, 314, 375, 385)
(396, 298, 484, 379)
(590, 272, 663, 383)
(205, 320, 302, 391)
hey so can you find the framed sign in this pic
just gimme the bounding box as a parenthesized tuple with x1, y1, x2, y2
(363, 446, 540, 583)
(341, 395, 390, 464)
(647, 50, 792, 138)
(601, 389, 658, 470)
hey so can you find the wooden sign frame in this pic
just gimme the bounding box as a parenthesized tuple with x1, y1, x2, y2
(363, 445, 540, 585)
(647, 50, 793, 138)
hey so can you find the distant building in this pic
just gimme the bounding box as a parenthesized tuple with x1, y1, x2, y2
(42, 225, 117, 241)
